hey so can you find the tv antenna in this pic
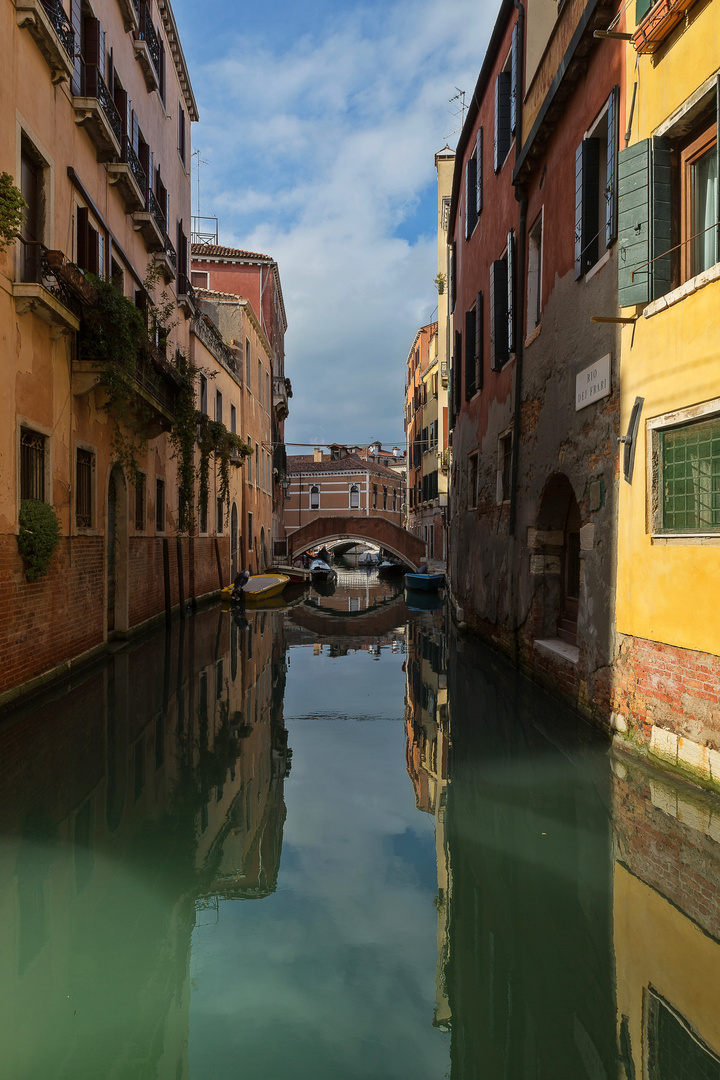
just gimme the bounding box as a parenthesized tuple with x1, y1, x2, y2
(444, 88, 466, 141)
(191, 149, 209, 218)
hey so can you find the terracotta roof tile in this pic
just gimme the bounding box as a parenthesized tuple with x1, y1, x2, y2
(287, 453, 402, 480)
(191, 244, 273, 262)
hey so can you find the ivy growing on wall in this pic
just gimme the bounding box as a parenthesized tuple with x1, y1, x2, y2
(17, 499, 61, 581)
(0, 173, 27, 252)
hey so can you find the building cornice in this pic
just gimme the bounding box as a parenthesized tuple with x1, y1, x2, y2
(156, 0, 199, 121)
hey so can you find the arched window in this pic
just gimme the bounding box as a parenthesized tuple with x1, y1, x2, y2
(392, 488, 397, 511)
(349, 484, 360, 509)
(382, 486, 387, 510)
(310, 485, 320, 510)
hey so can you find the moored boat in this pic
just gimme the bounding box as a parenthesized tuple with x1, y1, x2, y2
(377, 559, 404, 577)
(404, 571, 444, 592)
(221, 573, 289, 603)
(310, 558, 336, 582)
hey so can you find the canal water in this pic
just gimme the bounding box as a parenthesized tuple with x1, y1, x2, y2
(2, 570, 720, 1079)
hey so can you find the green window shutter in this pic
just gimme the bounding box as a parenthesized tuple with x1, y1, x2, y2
(575, 139, 600, 280)
(494, 72, 511, 172)
(606, 85, 619, 248)
(716, 75, 720, 265)
(475, 291, 484, 391)
(490, 259, 508, 370)
(465, 157, 477, 239)
(617, 137, 671, 306)
(476, 127, 483, 215)
(510, 23, 519, 138)
(636, 0, 653, 22)
(450, 241, 456, 314)
(465, 308, 476, 398)
(454, 329, 462, 418)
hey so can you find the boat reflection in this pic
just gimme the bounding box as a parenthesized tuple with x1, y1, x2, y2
(0, 606, 290, 1080)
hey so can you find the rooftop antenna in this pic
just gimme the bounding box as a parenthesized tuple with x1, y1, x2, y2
(191, 148, 209, 218)
(444, 88, 466, 141)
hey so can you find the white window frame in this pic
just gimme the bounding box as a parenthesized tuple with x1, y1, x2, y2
(647, 397, 720, 544)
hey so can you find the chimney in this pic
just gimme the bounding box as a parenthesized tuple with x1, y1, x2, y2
(313, 447, 322, 463)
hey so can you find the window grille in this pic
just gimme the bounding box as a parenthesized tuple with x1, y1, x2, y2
(661, 416, 720, 531)
(20, 429, 46, 501)
(76, 449, 93, 528)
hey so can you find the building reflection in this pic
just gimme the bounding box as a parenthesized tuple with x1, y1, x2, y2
(441, 626, 616, 1079)
(0, 605, 290, 1080)
(612, 753, 720, 1080)
(404, 614, 452, 1032)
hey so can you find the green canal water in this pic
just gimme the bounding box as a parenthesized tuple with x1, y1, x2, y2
(1, 571, 720, 1079)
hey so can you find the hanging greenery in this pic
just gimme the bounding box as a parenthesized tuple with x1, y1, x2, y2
(0, 172, 27, 251)
(17, 499, 62, 581)
(197, 414, 251, 528)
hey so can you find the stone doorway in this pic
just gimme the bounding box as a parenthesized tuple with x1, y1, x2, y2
(536, 474, 582, 647)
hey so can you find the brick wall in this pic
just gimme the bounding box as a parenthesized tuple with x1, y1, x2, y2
(613, 634, 720, 746)
(0, 536, 104, 696)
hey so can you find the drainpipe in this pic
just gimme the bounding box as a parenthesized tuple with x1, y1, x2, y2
(509, 0, 526, 541)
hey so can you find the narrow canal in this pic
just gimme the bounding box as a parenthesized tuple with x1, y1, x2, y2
(2, 571, 720, 1079)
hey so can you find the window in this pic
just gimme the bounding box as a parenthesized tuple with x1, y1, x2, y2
(499, 432, 513, 503)
(246, 339, 251, 388)
(372, 484, 377, 509)
(656, 414, 720, 532)
(490, 231, 515, 369)
(199, 374, 207, 415)
(383, 486, 387, 510)
(468, 453, 478, 509)
(178, 103, 186, 166)
(266, 371, 271, 411)
(494, 27, 518, 174)
(393, 488, 397, 511)
(76, 205, 104, 278)
(310, 485, 320, 510)
(215, 389, 223, 425)
(199, 494, 208, 533)
(575, 86, 619, 279)
(350, 484, 360, 509)
(255, 443, 259, 484)
(135, 473, 146, 531)
(248, 512, 253, 549)
(191, 270, 209, 289)
(217, 496, 224, 534)
(465, 294, 483, 398)
(247, 436, 252, 483)
(76, 448, 94, 528)
(20, 428, 47, 502)
(527, 212, 543, 334)
(681, 122, 718, 280)
(230, 403, 236, 434)
(155, 478, 165, 532)
(258, 360, 262, 404)
(20, 137, 46, 283)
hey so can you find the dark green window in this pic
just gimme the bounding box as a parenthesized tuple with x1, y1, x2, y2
(661, 415, 720, 531)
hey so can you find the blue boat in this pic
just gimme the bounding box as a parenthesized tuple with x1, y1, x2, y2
(404, 587, 444, 611)
(404, 572, 444, 591)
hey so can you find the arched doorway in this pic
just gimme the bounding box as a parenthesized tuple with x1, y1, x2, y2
(536, 474, 581, 646)
(106, 464, 129, 636)
(230, 503, 239, 576)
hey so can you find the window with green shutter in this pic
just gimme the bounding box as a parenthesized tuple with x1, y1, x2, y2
(660, 416, 720, 532)
(617, 137, 672, 305)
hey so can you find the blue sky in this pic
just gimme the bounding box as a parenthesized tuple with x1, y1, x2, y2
(172, 0, 496, 446)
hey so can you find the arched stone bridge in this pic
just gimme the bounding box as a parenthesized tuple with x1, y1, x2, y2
(288, 516, 425, 570)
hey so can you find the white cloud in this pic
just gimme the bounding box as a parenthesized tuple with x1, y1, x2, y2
(181, 0, 496, 444)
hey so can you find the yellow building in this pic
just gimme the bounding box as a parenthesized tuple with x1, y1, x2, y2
(614, 0, 720, 779)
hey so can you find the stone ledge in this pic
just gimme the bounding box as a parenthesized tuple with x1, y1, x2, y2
(534, 637, 579, 666)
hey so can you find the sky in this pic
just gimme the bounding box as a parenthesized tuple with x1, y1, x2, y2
(172, 0, 496, 449)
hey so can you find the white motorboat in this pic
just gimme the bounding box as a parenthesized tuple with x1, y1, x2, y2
(310, 558, 337, 582)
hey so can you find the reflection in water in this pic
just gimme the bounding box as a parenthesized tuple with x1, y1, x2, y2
(0, 607, 289, 1080)
(612, 754, 720, 1080)
(3, 586, 720, 1078)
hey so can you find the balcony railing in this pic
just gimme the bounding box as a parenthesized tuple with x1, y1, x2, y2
(135, 1, 160, 78)
(82, 63, 123, 144)
(121, 135, 146, 194)
(162, 231, 177, 275)
(13, 240, 98, 330)
(147, 188, 167, 236)
(39, 0, 74, 56)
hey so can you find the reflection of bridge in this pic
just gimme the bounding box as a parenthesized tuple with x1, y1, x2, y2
(288, 516, 425, 569)
(290, 593, 409, 639)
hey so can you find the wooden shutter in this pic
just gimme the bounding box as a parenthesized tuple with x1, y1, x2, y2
(76, 206, 89, 269)
(716, 75, 720, 265)
(510, 23, 519, 138)
(87, 223, 99, 275)
(107, 47, 113, 96)
(178, 104, 185, 165)
(490, 259, 508, 369)
(475, 291, 483, 391)
(70, 0, 82, 95)
(114, 87, 128, 135)
(454, 329, 463, 417)
(606, 85, 620, 248)
(507, 230, 515, 354)
(464, 308, 476, 399)
(450, 240, 456, 314)
(574, 139, 600, 279)
(476, 127, 483, 215)
(132, 111, 140, 155)
(158, 38, 165, 101)
(617, 137, 671, 306)
(465, 157, 477, 239)
(494, 72, 511, 172)
(636, 0, 653, 21)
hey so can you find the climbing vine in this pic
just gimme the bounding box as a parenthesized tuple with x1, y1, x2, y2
(197, 414, 250, 528)
(0, 173, 27, 251)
